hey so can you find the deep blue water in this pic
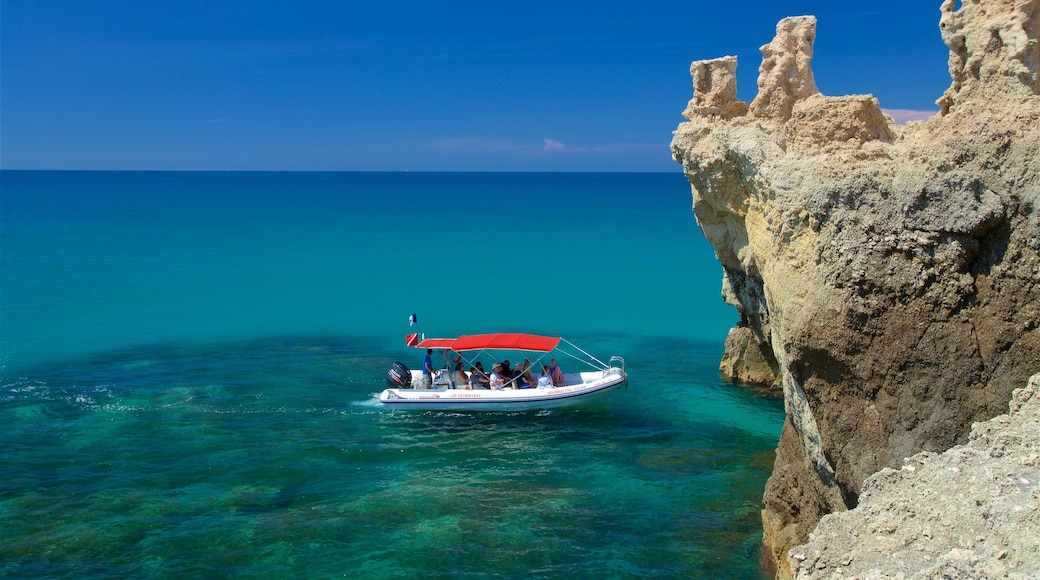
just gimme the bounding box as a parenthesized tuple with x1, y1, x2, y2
(1, 171, 783, 578)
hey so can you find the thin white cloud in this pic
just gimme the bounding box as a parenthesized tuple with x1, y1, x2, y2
(428, 137, 668, 158)
(882, 109, 939, 125)
(544, 142, 667, 155)
(543, 138, 565, 152)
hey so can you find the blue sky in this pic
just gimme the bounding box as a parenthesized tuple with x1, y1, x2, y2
(2, 1, 949, 172)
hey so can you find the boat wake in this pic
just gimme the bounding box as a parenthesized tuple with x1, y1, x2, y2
(351, 395, 384, 409)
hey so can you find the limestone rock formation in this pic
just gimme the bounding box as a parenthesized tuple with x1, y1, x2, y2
(749, 16, 819, 120)
(671, 2, 1040, 578)
(719, 325, 779, 386)
(789, 373, 1040, 579)
(683, 56, 749, 120)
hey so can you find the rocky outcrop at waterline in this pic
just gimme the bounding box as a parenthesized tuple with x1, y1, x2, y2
(670, 1, 1040, 578)
(789, 372, 1040, 579)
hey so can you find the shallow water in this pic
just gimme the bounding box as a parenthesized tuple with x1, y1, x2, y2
(1, 172, 784, 577)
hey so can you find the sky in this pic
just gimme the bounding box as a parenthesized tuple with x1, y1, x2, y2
(1, 1, 951, 172)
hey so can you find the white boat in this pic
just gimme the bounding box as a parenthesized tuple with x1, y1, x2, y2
(380, 332, 627, 411)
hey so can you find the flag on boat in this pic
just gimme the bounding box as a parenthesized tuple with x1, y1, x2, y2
(408, 312, 417, 326)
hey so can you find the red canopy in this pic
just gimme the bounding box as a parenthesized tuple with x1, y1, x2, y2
(414, 337, 457, 349)
(409, 333, 561, 353)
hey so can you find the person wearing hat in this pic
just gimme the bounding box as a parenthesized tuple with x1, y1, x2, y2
(489, 364, 505, 390)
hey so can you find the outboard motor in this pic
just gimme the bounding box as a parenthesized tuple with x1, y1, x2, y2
(387, 361, 412, 389)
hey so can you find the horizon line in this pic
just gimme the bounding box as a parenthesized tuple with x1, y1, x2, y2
(0, 168, 686, 175)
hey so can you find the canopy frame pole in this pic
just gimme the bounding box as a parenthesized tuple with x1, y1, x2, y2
(560, 338, 609, 369)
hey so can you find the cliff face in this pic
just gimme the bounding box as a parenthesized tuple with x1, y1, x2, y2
(790, 373, 1040, 579)
(671, 1, 1040, 577)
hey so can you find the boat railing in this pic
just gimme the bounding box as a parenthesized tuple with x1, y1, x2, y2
(608, 355, 626, 374)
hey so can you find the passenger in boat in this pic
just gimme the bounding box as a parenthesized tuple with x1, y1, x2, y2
(499, 360, 514, 387)
(454, 362, 469, 388)
(538, 365, 554, 387)
(489, 364, 505, 389)
(512, 361, 526, 388)
(469, 362, 491, 389)
(524, 359, 536, 382)
(516, 359, 535, 388)
(448, 350, 463, 369)
(549, 358, 565, 386)
(468, 366, 488, 389)
(422, 349, 434, 389)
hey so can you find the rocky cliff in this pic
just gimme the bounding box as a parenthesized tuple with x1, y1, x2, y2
(790, 372, 1040, 579)
(670, 1, 1040, 578)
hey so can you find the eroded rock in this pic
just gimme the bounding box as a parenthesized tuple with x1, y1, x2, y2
(672, 3, 1040, 578)
(789, 373, 1040, 579)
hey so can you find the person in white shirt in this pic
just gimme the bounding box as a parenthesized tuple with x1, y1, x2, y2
(489, 364, 505, 390)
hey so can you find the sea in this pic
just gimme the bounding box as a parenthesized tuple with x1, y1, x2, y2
(0, 171, 785, 578)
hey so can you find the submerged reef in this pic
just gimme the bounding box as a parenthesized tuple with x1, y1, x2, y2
(671, 1, 1040, 578)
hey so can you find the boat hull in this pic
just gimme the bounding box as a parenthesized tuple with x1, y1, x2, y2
(378, 369, 626, 411)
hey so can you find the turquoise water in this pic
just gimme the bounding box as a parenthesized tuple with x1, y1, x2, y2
(1, 171, 784, 578)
